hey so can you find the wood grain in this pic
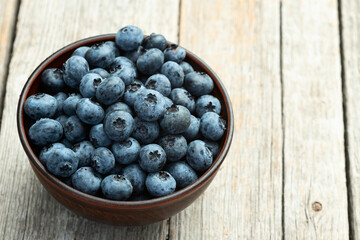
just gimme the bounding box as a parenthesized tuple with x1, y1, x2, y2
(0, 0, 19, 119)
(282, 0, 349, 238)
(0, 0, 179, 239)
(340, 0, 360, 238)
(172, 0, 283, 239)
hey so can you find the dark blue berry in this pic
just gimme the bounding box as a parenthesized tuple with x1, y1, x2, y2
(131, 117, 159, 144)
(122, 163, 146, 195)
(184, 71, 214, 97)
(89, 68, 110, 78)
(145, 171, 176, 197)
(79, 73, 103, 98)
(101, 174, 133, 200)
(137, 48, 164, 75)
(63, 56, 89, 89)
(123, 81, 145, 107)
(71, 167, 102, 195)
(160, 61, 184, 88)
(89, 124, 112, 148)
(75, 98, 104, 125)
(111, 137, 140, 165)
(91, 147, 115, 175)
(115, 25, 144, 51)
(163, 96, 173, 109)
(72, 141, 95, 167)
(29, 118, 63, 146)
(24, 93, 58, 120)
(39, 143, 65, 165)
(41, 68, 65, 93)
(165, 162, 198, 189)
(55, 115, 68, 127)
(123, 46, 144, 62)
(203, 140, 220, 158)
(104, 41, 120, 57)
(164, 44, 186, 63)
(183, 115, 200, 141)
(200, 112, 226, 141)
(170, 88, 195, 113)
(46, 148, 79, 177)
(134, 89, 166, 121)
(64, 115, 87, 143)
(96, 76, 125, 105)
(85, 42, 116, 68)
(179, 61, 194, 75)
(63, 93, 82, 116)
(160, 105, 191, 134)
(186, 140, 213, 172)
(139, 144, 166, 173)
(145, 74, 171, 97)
(54, 92, 67, 117)
(195, 95, 221, 117)
(105, 102, 133, 116)
(159, 135, 187, 162)
(143, 33, 167, 51)
(72, 46, 90, 57)
(103, 110, 134, 141)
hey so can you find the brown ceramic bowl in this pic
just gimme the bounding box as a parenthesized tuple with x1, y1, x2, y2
(17, 34, 234, 226)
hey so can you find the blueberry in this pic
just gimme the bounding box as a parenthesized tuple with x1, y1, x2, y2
(96, 76, 125, 105)
(39, 143, 65, 165)
(63, 56, 89, 89)
(71, 167, 102, 195)
(72, 46, 90, 57)
(143, 33, 167, 51)
(145, 74, 171, 97)
(160, 61, 184, 88)
(123, 46, 144, 62)
(89, 68, 110, 78)
(170, 88, 195, 113)
(115, 25, 144, 51)
(200, 112, 226, 141)
(111, 137, 140, 165)
(64, 115, 87, 143)
(89, 124, 112, 148)
(41, 68, 65, 93)
(184, 71, 214, 97)
(110, 56, 136, 69)
(164, 44, 186, 63)
(72, 141, 95, 167)
(122, 163, 146, 195)
(29, 118, 63, 146)
(163, 96, 173, 109)
(123, 81, 145, 107)
(46, 148, 79, 178)
(79, 73, 103, 98)
(183, 115, 200, 141)
(165, 162, 198, 189)
(75, 98, 104, 125)
(136, 48, 164, 75)
(186, 140, 213, 172)
(105, 102, 133, 116)
(109, 57, 137, 85)
(55, 115, 69, 127)
(160, 105, 191, 134)
(139, 144, 166, 173)
(195, 95, 221, 117)
(54, 92, 67, 116)
(179, 61, 194, 75)
(159, 135, 187, 162)
(145, 171, 176, 197)
(203, 140, 220, 158)
(101, 174, 133, 200)
(63, 93, 82, 116)
(24, 93, 58, 120)
(91, 147, 115, 175)
(85, 42, 116, 68)
(104, 40, 121, 57)
(103, 110, 134, 141)
(134, 89, 166, 121)
(131, 117, 159, 144)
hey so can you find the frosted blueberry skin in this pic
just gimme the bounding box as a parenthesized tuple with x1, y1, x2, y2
(104, 41, 121, 57)
(164, 44, 186, 63)
(71, 167, 102, 195)
(63, 56, 89, 89)
(55, 114, 69, 128)
(103, 110, 134, 141)
(160, 105, 191, 134)
(139, 144, 167, 173)
(183, 115, 200, 141)
(123, 81, 145, 108)
(41, 68, 65, 93)
(195, 95, 221, 117)
(89, 68, 110, 78)
(46, 148, 79, 178)
(159, 135, 188, 162)
(134, 89, 166, 122)
(186, 140, 213, 172)
(163, 96, 173, 109)
(63, 115, 87, 143)
(96, 76, 125, 105)
(145, 74, 171, 97)
(39, 143, 66, 165)
(165, 162, 198, 189)
(109, 57, 137, 86)
(54, 92, 67, 117)
(122, 163, 147, 196)
(72, 141, 95, 167)
(145, 171, 176, 197)
(170, 88, 195, 113)
(79, 73, 103, 98)
(131, 117, 160, 144)
(123, 46, 144, 63)
(75, 98, 104, 125)
(63, 93, 82, 116)
(203, 140, 220, 158)
(200, 112, 226, 141)
(179, 61, 194, 75)
(137, 48, 164, 75)
(184, 71, 214, 97)
(89, 124, 112, 148)
(115, 25, 144, 51)
(24, 93, 58, 120)
(91, 147, 115, 175)
(85, 42, 116, 69)
(105, 102, 133, 116)
(112, 137, 140, 165)
(143, 33, 167, 51)
(72, 46, 90, 58)
(160, 61, 184, 88)
(101, 174, 133, 200)
(29, 118, 63, 146)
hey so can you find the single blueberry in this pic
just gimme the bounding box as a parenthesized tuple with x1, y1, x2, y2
(103, 110, 134, 141)
(137, 48, 164, 75)
(104, 40, 121, 57)
(89, 124, 112, 148)
(145, 171, 176, 197)
(54, 92, 67, 117)
(139, 144, 166, 173)
(143, 33, 167, 51)
(63, 56, 89, 89)
(160, 61, 184, 88)
(105, 102, 133, 116)
(123, 46, 144, 62)
(159, 135, 188, 162)
(56, 115, 69, 128)
(24, 93, 58, 120)
(170, 88, 195, 113)
(195, 95, 221, 117)
(109, 63, 137, 86)
(179, 61, 194, 75)
(63, 93, 82, 116)
(134, 89, 166, 121)
(122, 163, 146, 195)
(79, 73, 103, 98)
(96, 76, 125, 105)
(39, 143, 65, 165)
(101, 174, 133, 200)
(186, 140, 213, 172)
(64, 115, 87, 143)
(165, 162, 198, 189)
(183, 115, 200, 141)
(72, 141, 95, 167)
(89, 68, 110, 78)
(145, 74, 171, 97)
(184, 71, 214, 97)
(200, 112, 226, 141)
(85, 42, 116, 68)
(112, 137, 140, 165)
(203, 140, 220, 158)
(71, 167, 102, 195)
(46, 148, 79, 178)
(123, 81, 145, 107)
(164, 44, 186, 63)
(131, 117, 160, 144)
(75, 98, 104, 125)
(91, 147, 115, 175)
(115, 25, 144, 51)
(72, 46, 90, 57)
(160, 105, 191, 134)
(41, 68, 65, 93)
(29, 118, 63, 146)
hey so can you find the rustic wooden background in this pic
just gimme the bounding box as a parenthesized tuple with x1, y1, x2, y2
(0, 0, 359, 239)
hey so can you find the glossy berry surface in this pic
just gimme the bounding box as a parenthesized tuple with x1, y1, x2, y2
(75, 98, 104, 125)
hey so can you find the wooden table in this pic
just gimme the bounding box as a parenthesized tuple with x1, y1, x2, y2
(0, 0, 359, 239)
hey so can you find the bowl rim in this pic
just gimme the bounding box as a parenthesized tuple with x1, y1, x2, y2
(17, 34, 234, 208)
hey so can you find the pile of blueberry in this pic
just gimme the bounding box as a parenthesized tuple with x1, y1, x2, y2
(24, 25, 226, 201)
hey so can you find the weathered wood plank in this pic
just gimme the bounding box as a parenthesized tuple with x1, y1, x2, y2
(171, 1, 283, 239)
(0, 0, 19, 118)
(282, 0, 349, 238)
(340, 0, 360, 238)
(0, 0, 179, 239)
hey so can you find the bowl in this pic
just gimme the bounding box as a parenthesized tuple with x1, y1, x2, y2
(17, 34, 234, 226)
